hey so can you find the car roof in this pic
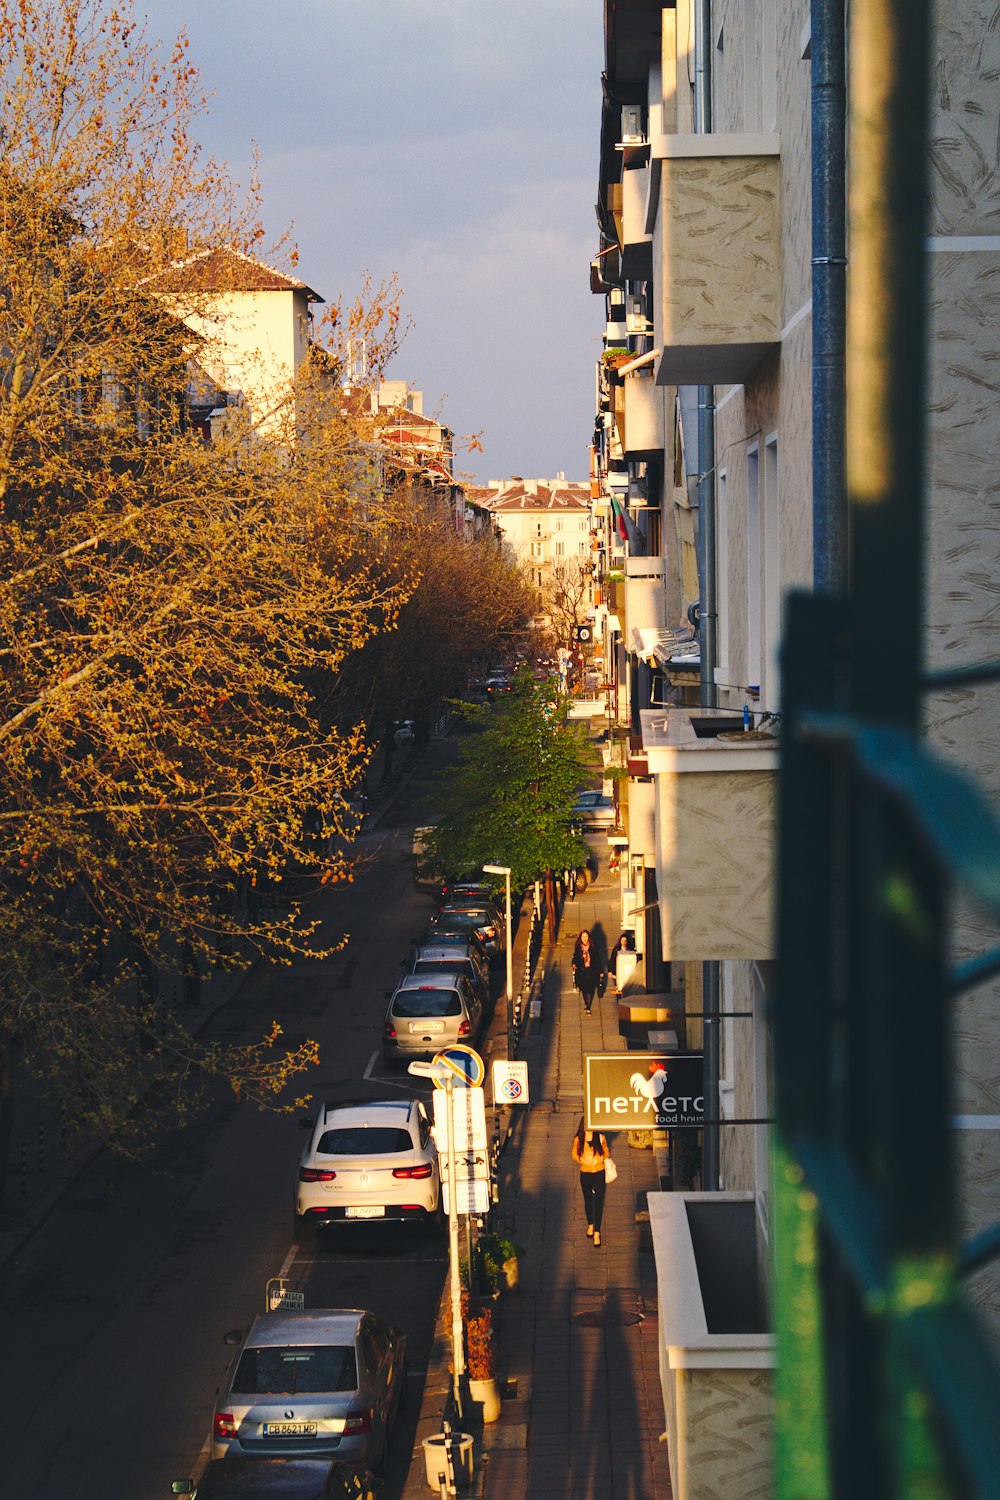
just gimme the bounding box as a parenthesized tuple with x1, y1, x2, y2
(395, 973, 466, 991)
(247, 1310, 368, 1347)
(414, 946, 477, 963)
(317, 1099, 417, 1129)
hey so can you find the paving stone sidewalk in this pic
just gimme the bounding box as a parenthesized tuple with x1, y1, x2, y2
(402, 866, 672, 1500)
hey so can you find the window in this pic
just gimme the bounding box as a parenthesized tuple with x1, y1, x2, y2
(716, 468, 730, 679)
(232, 1346, 358, 1395)
(763, 434, 780, 709)
(746, 446, 761, 690)
(555, 542, 564, 556)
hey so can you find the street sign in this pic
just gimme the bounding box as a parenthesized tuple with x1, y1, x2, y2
(585, 1052, 705, 1130)
(431, 1044, 485, 1088)
(442, 1178, 491, 1215)
(433, 1085, 488, 1150)
(266, 1277, 306, 1312)
(492, 1058, 529, 1105)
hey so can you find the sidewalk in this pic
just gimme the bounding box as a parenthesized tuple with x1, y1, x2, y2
(403, 864, 672, 1500)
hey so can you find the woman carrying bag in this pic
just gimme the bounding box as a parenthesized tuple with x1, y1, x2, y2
(572, 929, 606, 1015)
(571, 1117, 612, 1246)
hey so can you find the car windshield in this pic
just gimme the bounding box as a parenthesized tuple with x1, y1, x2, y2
(414, 960, 469, 978)
(231, 1345, 358, 1395)
(393, 992, 462, 1018)
(316, 1127, 411, 1155)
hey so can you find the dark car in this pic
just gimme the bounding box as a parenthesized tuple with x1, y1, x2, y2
(405, 942, 490, 1007)
(415, 924, 492, 970)
(172, 1457, 379, 1499)
(434, 901, 504, 956)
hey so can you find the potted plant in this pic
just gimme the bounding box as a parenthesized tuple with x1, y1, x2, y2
(465, 1301, 502, 1423)
(476, 1232, 525, 1295)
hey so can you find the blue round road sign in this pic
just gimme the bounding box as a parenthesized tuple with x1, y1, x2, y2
(432, 1045, 485, 1087)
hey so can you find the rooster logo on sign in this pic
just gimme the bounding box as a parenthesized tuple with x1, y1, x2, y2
(630, 1062, 668, 1112)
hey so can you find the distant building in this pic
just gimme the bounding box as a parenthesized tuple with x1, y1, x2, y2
(472, 478, 592, 631)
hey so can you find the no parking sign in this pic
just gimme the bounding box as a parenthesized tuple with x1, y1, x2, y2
(492, 1058, 530, 1105)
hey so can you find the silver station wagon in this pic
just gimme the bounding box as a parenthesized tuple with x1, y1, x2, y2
(212, 1308, 406, 1474)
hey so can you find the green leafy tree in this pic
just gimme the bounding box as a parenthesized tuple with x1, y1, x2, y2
(421, 673, 593, 894)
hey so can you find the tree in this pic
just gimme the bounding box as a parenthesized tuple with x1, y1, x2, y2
(543, 557, 595, 651)
(420, 673, 593, 898)
(0, 0, 412, 1161)
(337, 485, 537, 736)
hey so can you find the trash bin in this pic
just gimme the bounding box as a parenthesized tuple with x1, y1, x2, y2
(422, 1431, 475, 1491)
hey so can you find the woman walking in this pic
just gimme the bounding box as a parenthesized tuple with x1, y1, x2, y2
(571, 1117, 610, 1245)
(572, 929, 605, 1014)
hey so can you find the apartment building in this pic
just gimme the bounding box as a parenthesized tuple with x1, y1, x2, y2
(472, 477, 593, 634)
(591, 3, 1000, 1495)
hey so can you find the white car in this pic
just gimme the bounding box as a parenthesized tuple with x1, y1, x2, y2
(294, 1097, 439, 1238)
(570, 790, 616, 826)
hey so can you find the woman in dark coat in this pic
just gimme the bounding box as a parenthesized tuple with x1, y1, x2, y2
(572, 929, 605, 1014)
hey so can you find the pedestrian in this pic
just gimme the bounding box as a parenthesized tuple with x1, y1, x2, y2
(572, 928, 605, 1014)
(608, 930, 635, 996)
(571, 1117, 610, 1246)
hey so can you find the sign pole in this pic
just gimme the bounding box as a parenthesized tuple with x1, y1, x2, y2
(445, 1071, 465, 1413)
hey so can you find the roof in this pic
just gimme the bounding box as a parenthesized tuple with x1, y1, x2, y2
(248, 1309, 367, 1346)
(146, 247, 324, 302)
(470, 479, 591, 513)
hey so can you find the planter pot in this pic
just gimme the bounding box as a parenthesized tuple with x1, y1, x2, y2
(422, 1431, 475, 1490)
(468, 1375, 503, 1423)
(500, 1256, 520, 1294)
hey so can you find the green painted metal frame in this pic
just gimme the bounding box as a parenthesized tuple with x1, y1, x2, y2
(772, 0, 1000, 1494)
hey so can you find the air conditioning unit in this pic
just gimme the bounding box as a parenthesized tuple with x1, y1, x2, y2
(621, 105, 645, 144)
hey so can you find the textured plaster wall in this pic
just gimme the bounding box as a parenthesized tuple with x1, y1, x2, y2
(669, 1366, 773, 1500)
(656, 770, 776, 959)
(923, 3, 1000, 1337)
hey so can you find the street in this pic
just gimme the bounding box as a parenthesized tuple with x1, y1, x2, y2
(0, 747, 466, 1500)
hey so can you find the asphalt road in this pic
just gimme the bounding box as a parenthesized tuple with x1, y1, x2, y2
(0, 746, 462, 1500)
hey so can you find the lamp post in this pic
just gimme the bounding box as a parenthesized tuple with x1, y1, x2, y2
(408, 1059, 465, 1416)
(482, 863, 513, 1017)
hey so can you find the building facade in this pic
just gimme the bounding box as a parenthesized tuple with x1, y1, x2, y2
(590, 2, 1000, 1494)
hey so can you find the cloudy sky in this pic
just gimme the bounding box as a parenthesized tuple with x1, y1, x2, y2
(152, 1, 604, 485)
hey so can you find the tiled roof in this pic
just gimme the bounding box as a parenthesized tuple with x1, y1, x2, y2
(147, 247, 323, 301)
(471, 480, 590, 513)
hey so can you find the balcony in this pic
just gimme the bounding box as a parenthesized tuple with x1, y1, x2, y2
(648, 134, 781, 386)
(639, 707, 777, 960)
(624, 557, 665, 640)
(649, 1192, 773, 1500)
(621, 163, 652, 278)
(622, 367, 664, 457)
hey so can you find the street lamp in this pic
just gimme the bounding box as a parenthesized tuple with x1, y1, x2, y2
(482, 863, 513, 1017)
(408, 1058, 465, 1416)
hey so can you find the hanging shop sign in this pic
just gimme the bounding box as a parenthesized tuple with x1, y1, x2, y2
(585, 1052, 705, 1130)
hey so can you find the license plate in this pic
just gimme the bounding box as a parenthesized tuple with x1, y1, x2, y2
(264, 1421, 317, 1436)
(412, 1021, 444, 1033)
(345, 1205, 385, 1218)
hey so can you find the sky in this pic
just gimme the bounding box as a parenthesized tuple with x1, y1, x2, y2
(151, 1, 604, 485)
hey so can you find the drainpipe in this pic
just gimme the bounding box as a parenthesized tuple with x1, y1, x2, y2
(811, 0, 848, 593)
(695, 0, 720, 1193)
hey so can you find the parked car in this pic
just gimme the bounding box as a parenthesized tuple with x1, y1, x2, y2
(432, 902, 504, 956)
(570, 790, 616, 827)
(212, 1308, 406, 1473)
(382, 973, 483, 1069)
(405, 942, 490, 1008)
(414, 924, 492, 971)
(294, 1097, 439, 1238)
(437, 877, 495, 906)
(172, 1457, 379, 1499)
